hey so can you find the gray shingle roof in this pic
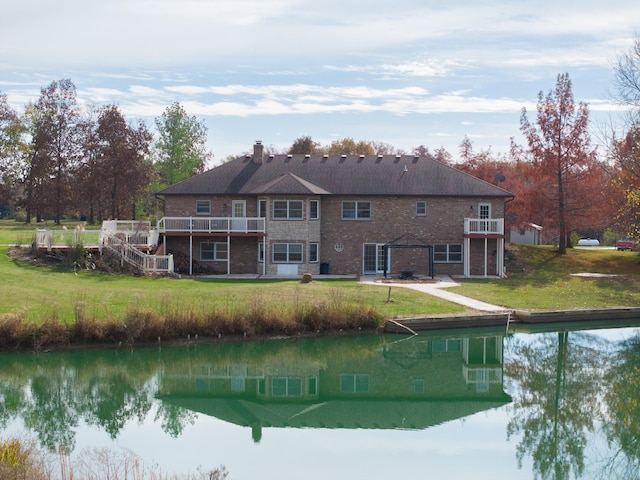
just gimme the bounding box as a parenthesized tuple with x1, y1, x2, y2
(156, 154, 514, 198)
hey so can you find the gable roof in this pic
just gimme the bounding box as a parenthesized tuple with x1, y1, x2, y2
(157, 153, 514, 198)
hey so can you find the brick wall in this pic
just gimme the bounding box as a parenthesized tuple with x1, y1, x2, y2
(163, 194, 506, 277)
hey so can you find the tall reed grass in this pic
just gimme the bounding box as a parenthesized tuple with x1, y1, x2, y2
(0, 437, 228, 480)
(0, 287, 382, 351)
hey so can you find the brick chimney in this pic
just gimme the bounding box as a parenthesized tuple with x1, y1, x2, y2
(253, 141, 264, 164)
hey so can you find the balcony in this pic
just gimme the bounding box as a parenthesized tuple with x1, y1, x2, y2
(158, 217, 266, 235)
(464, 218, 504, 236)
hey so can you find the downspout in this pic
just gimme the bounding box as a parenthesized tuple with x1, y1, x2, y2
(502, 196, 515, 277)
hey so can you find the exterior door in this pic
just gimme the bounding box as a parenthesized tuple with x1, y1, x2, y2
(478, 203, 491, 233)
(231, 200, 247, 231)
(363, 243, 387, 274)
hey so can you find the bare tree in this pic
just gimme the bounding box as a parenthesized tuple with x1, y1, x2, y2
(613, 36, 640, 113)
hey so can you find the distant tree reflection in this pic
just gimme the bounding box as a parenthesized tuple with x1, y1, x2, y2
(602, 335, 640, 479)
(505, 332, 606, 479)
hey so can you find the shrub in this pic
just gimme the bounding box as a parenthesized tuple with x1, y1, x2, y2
(0, 437, 52, 480)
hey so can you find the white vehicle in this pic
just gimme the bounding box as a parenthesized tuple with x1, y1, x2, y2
(577, 238, 600, 246)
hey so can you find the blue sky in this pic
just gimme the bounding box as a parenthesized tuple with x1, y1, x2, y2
(1, 0, 638, 165)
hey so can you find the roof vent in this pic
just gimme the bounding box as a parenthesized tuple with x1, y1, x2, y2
(323, 154, 328, 158)
(341, 154, 347, 158)
(359, 154, 365, 158)
(305, 154, 310, 158)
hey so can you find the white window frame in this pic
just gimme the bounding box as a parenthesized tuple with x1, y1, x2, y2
(309, 243, 319, 263)
(200, 242, 228, 261)
(272, 243, 303, 263)
(433, 244, 463, 263)
(342, 200, 371, 220)
(258, 199, 267, 218)
(416, 200, 426, 216)
(272, 377, 303, 397)
(340, 374, 370, 393)
(310, 200, 320, 220)
(479, 203, 491, 219)
(258, 242, 264, 263)
(273, 200, 304, 220)
(196, 200, 211, 215)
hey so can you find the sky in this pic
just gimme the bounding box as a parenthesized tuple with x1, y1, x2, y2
(1, 0, 639, 165)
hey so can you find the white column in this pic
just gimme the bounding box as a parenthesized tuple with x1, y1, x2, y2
(464, 237, 470, 277)
(484, 238, 488, 277)
(189, 235, 193, 275)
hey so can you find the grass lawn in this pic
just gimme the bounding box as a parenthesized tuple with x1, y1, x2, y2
(4, 220, 640, 327)
(1, 245, 464, 324)
(453, 244, 640, 310)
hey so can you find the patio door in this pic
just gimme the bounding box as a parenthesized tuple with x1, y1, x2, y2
(231, 200, 247, 231)
(363, 243, 387, 274)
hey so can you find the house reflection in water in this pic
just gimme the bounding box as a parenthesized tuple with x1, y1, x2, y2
(157, 330, 512, 443)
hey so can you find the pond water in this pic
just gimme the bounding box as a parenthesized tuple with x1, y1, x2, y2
(1, 319, 640, 480)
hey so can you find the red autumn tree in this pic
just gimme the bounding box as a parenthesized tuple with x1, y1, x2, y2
(520, 73, 601, 253)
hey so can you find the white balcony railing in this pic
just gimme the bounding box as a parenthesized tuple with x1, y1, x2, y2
(464, 218, 504, 235)
(158, 217, 265, 234)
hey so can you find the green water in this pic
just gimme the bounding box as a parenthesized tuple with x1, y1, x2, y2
(1, 322, 639, 479)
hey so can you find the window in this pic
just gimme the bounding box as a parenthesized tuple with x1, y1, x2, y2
(310, 200, 319, 220)
(434, 244, 463, 263)
(232, 200, 246, 218)
(273, 200, 303, 219)
(342, 201, 371, 220)
(258, 199, 267, 218)
(432, 339, 462, 352)
(272, 377, 303, 397)
(479, 203, 491, 219)
(340, 374, 370, 393)
(309, 243, 319, 263)
(196, 200, 210, 215)
(273, 243, 303, 263)
(200, 242, 228, 261)
(258, 242, 264, 263)
(308, 377, 318, 395)
(416, 200, 426, 216)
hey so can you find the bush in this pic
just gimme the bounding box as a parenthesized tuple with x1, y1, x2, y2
(0, 437, 52, 480)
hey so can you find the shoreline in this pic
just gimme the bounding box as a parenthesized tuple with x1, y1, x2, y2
(384, 306, 640, 333)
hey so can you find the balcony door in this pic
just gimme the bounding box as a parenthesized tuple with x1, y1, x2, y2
(231, 200, 247, 231)
(478, 203, 491, 233)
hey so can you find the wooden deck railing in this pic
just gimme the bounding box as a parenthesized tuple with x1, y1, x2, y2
(36, 229, 102, 251)
(463, 366, 502, 385)
(157, 216, 265, 234)
(101, 229, 173, 274)
(464, 218, 504, 235)
(36, 221, 173, 275)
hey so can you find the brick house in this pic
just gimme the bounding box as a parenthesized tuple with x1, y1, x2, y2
(155, 142, 514, 277)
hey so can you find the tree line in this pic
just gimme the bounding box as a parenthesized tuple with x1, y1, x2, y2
(0, 80, 211, 224)
(1, 39, 639, 253)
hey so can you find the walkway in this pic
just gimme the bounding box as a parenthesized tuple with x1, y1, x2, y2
(360, 275, 509, 313)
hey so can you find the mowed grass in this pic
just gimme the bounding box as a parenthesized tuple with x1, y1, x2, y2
(453, 244, 640, 310)
(0, 245, 464, 325)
